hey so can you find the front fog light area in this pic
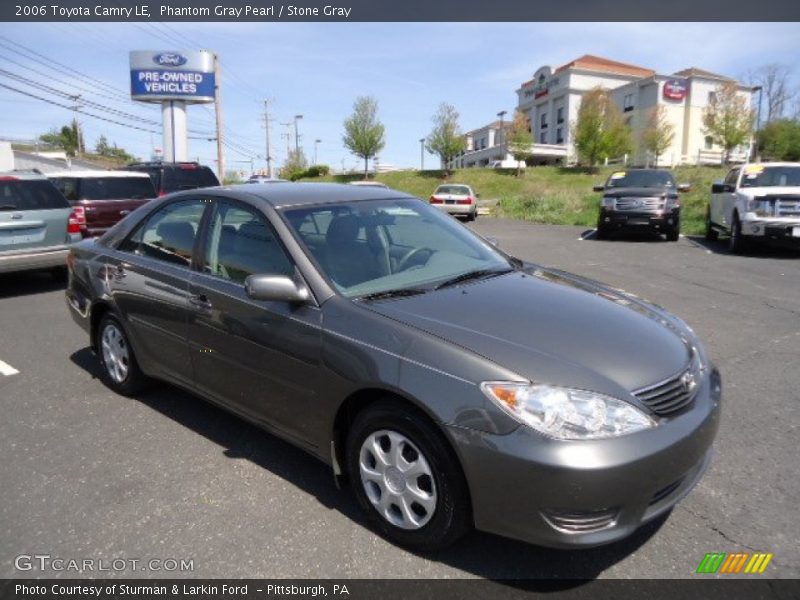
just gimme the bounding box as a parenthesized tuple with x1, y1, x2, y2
(481, 382, 657, 440)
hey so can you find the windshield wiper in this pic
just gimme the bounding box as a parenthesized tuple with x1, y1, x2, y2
(357, 287, 428, 302)
(434, 268, 513, 290)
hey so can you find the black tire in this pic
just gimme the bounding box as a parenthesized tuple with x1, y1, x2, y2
(729, 214, 749, 255)
(596, 225, 610, 240)
(705, 208, 719, 242)
(346, 400, 471, 552)
(50, 266, 68, 282)
(666, 220, 680, 242)
(95, 313, 148, 396)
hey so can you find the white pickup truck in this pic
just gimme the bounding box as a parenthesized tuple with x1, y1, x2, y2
(706, 162, 800, 253)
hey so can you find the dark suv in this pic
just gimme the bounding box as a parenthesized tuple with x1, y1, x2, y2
(124, 161, 220, 196)
(594, 169, 690, 241)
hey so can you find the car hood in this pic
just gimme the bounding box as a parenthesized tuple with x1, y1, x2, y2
(365, 267, 692, 393)
(604, 187, 674, 197)
(737, 186, 800, 197)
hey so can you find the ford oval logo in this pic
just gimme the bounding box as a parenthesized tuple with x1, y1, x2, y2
(153, 52, 188, 67)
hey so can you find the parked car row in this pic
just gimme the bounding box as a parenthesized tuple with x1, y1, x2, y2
(0, 162, 220, 277)
(593, 163, 800, 252)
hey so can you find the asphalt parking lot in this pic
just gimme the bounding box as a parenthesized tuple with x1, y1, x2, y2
(0, 219, 798, 580)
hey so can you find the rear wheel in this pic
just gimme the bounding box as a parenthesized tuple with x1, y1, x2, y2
(96, 313, 148, 396)
(705, 208, 719, 241)
(346, 400, 471, 551)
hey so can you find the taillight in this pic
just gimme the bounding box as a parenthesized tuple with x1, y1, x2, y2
(67, 206, 86, 234)
(430, 196, 443, 204)
(158, 190, 167, 197)
(457, 197, 473, 205)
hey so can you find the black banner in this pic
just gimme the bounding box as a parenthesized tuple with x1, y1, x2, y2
(3, 0, 800, 22)
(2, 580, 800, 600)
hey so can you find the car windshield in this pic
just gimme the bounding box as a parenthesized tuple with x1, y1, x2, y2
(605, 170, 676, 189)
(283, 198, 513, 298)
(78, 177, 156, 200)
(740, 165, 800, 188)
(435, 185, 471, 195)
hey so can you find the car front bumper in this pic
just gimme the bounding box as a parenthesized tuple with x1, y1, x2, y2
(599, 208, 680, 232)
(0, 245, 72, 274)
(447, 368, 721, 548)
(740, 216, 800, 245)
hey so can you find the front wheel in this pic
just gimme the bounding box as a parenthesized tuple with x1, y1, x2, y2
(729, 215, 750, 254)
(666, 223, 680, 242)
(346, 401, 471, 552)
(705, 208, 719, 241)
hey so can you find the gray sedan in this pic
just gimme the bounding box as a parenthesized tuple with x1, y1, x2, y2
(65, 182, 720, 551)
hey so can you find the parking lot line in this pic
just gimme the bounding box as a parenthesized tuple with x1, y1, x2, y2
(0, 359, 19, 376)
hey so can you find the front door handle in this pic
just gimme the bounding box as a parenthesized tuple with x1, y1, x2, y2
(189, 293, 213, 310)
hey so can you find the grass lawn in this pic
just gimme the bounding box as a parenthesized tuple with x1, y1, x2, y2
(299, 165, 728, 235)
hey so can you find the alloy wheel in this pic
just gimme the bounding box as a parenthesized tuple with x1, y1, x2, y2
(101, 323, 130, 384)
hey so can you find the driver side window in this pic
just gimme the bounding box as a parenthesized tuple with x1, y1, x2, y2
(724, 169, 739, 187)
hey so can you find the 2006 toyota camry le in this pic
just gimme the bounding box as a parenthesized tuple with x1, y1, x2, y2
(66, 182, 721, 551)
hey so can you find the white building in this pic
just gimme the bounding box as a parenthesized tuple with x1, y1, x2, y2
(452, 55, 755, 169)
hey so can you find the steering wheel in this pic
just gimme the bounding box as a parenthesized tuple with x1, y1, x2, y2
(396, 247, 434, 272)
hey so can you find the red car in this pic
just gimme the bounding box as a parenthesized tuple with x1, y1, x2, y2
(48, 171, 156, 238)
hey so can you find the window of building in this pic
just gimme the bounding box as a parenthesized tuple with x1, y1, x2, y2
(539, 131, 547, 144)
(540, 112, 548, 129)
(705, 136, 714, 150)
(556, 128, 564, 144)
(623, 93, 634, 112)
(556, 107, 564, 124)
(708, 91, 717, 103)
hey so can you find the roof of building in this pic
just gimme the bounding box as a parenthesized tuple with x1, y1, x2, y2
(464, 120, 510, 136)
(672, 67, 733, 81)
(554, 54, 655, 78)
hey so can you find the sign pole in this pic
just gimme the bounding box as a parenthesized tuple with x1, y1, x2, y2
(214, 54, 225, 180)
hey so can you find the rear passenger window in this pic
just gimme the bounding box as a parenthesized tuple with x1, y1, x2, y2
(0, 179, 69, 211)
(118, 199, 207, 267)
(204, 202, 293, 284)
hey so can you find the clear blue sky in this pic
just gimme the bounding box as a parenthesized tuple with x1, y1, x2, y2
(1, 22, 798, 172)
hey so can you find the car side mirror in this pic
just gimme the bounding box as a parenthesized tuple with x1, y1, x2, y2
(593, 184, 605, 192)
(711, 182, 730, 194)
(677, 183, 691, 193)
(245, 274, 309, 303)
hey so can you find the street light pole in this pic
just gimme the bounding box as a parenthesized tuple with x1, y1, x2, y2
(314, 139, 321, 165)
(752, 85, 763, 162)
(419, 138, 425, 170)
(294, 114, 303, 153)
(496, 110, 507, 147)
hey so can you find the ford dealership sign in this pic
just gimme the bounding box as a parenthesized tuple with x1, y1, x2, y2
(130, 50, 215, 103)
(153, 52, 188, 67)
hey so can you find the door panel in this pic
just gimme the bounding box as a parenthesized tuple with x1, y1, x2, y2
(187, 200, 324, 445)
(110, 198, 209, 384)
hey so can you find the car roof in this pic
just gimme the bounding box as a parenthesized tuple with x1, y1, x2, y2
(47, 170, 152, 178)
(217, 181, 413, 209)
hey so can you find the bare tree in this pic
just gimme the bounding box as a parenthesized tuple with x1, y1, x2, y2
(745, 64, 795, 124)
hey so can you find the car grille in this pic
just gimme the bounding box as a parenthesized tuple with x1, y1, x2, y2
(541, 508, 619, 534)
(634, 364, 699, 416)
(776, 198, 800, 217)
(615, 197, 664, 211)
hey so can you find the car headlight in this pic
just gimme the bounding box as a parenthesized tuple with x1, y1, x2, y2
(601, 196, 616, 208)
(665, 196, 680, 209)
(480, 382, 657, 440)
(746, 197, 774, 217)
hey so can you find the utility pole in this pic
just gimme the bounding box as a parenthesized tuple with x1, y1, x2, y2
(419, 138, 425, 170)
(262, 99, 274, 177)
(280, 122, 292, 157)
(294, 114, 303, 153)
(69, 94, 83, 155)
(752, 85, 763, 162)
(214, 54, 225, 180)
(497, 110, 507, 147)
(314, 139, 321, 165)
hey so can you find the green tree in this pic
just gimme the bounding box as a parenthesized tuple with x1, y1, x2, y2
(641, 105, 675, 167)
(94, 135, 135, 163)
(426, 103, 466, 176)
(39, 120, 83, 157)
(572, 87, 631, 167)
(703, 81, 754, 164)
(279, 149, 309, 181)
(342, 96, 386, 180)
(506, 110, 533, 176)
(757, 118, 800, 161)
